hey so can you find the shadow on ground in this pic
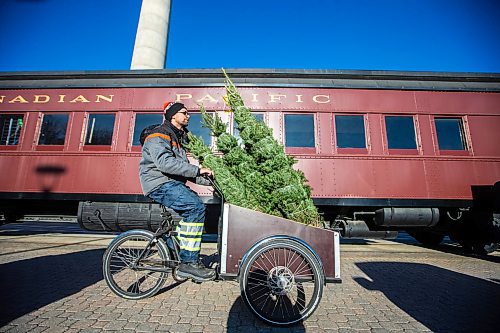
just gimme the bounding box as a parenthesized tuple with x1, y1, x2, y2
(354, 262, 500, 332)
(0, 249, 104, 326)
(0, 222, 117, 236)
(227, 296, 305, 332)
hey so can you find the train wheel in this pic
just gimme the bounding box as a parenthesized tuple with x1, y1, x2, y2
(102, 230, 169, 300)
(3, 211, 23, 223)
(239, 238, 324, 326)
(459, 213, 500, 255)
(410, 231, 444, 246)
(478, 242, 499, 254)
(461, 241, 499, 255)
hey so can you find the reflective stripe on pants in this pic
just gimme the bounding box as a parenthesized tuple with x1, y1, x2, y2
(177, 221, 203, 252)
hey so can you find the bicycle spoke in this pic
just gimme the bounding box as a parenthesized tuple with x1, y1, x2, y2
(112, 250, 135, 264)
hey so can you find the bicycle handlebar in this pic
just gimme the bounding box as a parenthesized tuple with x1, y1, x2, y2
(203, 174, 224, 202)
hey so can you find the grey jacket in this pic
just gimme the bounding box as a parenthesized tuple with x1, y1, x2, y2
(139, 125, 209, 196)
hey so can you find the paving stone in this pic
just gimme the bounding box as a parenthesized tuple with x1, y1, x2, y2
(179, 309, 199, 318)
(379, 320, 405, 331)
(27, 317, 46, 326)
(209, 318, 225, 326)
(135, 322, 160, 332)
(2, 324, 34, 333)
(200, 324, 225, 333)
(367, 322, 384, 329)
(156, 324, 174, 332)
(370, 328, 388, 333)
(139, 308, 154, 316)
(78, 328, 103, 333)
(122, 321, 139, 330)
(327, 313, 349, 322)
(337, 329, 356, 333)
(348, 319, 373, 330)
(178, 316, 193, 324)
(60, 318, 80, 327)
(72, 311, 95, 320)
(197, 311, 211, 317)
(209, 310, 228, 319)
(189, 325, 206, 333)
(90, 320, 107, 330)
(37, 316, 66, 327)
(158, 315, 181, 325)
(101, 320, 127, 331)
(167, 323, 192, 333)
(317, 319, 340, 330)
(127, 313, 151, 323)
(41, 325, 70, 333)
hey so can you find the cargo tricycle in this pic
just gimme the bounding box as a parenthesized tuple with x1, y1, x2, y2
(102, 178, 341, 326)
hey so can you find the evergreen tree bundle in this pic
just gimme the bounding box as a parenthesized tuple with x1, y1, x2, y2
(186, 71, 321, 226)
(187, 128, 261, 210)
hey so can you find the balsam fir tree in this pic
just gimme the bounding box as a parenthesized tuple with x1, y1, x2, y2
(186, 71, 321, 226)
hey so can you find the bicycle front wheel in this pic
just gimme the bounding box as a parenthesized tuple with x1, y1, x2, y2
(103, 230, 170, 300)
(240, 238, 324, 326)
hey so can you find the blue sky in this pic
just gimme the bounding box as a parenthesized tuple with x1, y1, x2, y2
(0, 0, 499, 73)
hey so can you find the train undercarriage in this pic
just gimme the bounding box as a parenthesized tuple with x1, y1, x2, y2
(323, 206, 500, 255)
(1, 182, 499, 255)
(322, 183, 500, 255)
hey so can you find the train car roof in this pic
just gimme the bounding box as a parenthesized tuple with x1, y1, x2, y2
(0, 68, 499, 92)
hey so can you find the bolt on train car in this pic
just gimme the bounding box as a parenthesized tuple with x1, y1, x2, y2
(0, 69, 499, 254)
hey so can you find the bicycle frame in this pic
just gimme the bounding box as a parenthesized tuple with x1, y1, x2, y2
(131, 208, 183, 273)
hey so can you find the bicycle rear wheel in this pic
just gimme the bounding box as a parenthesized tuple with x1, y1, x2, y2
(103, 230, 170, 300)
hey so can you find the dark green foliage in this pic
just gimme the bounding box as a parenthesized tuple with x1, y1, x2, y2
(200, 106, 227, 137)
(185, 70, 321, 225)
(187, 133, 261, 210)
(217, 133, 239, 154)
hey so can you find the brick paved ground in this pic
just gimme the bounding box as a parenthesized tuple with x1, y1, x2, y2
(0, 224, 499, 332)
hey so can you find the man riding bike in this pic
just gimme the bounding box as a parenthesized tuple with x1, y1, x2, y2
(139, 101, 215, 282)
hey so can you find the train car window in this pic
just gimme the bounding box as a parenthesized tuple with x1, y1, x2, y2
(284, 114, 315, 148)
(189, 113, 212, 146)
(85, 114, 115, 145)
(435, 118, 466, 150)
(385, 116, 417, 149)
(335, 115, 366, 148)
(38, 114, 69, 145)
(132, 114, 163, 146)
(233, 113, 264, 144)
(0, 114, 23, 146)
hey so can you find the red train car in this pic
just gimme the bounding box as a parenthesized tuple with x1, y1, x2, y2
(1, 69, 499, 253)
